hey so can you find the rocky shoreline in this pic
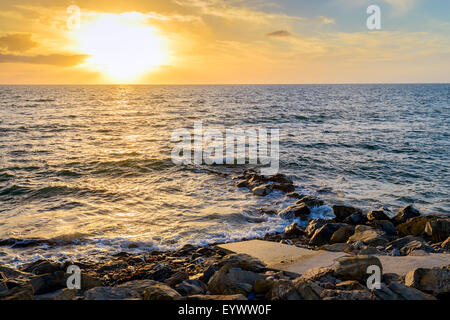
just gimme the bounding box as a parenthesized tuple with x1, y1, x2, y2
(1, 170, 449, 300)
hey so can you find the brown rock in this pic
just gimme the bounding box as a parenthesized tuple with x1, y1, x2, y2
(441, 237, 450, 250)
(219, 254, 266, 272)
(405, 266, 449, 296)
(309, 223, 344, 246)
(320, 289, 374, 300)
(266, 280, 301, 300)
(283, 223, 305, 238)
(392, 205, 421, 225)
(143, 283, 182, 300)
(425, 218, 450, 242)
(306, 219, 327, 238)
(208, 264, 264, 295)
(387, 281, 436, 300)
(396, 215, 439, 237)
(335, 280, 367, 291)
(294, 279, 323, 300)
(333, 255, 382, 281)
(347, 225, 389, 247)
(164, 271, 189, 287)
(254, 278, 274, 293)
(367, 209, 391, 221)
(186, 294, 247, 300)
(330, 225, 355, 243)
(252, 184, 272, 196)
(296, 196, 324, 207)
(278, 203, 310, 220)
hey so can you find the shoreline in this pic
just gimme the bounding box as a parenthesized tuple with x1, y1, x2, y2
(1, 170, 449, 300)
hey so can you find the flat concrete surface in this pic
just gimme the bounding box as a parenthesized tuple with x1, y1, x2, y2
(218, 240, 450, 276)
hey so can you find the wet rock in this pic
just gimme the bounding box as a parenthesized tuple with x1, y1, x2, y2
(309, 223, 344, 246)
(405, 266, 449, 296)
(425, 218, 450, 242)
(296, 196, 324, 208)
(34, 288, 77, 300)
(335, 280, 366, 291)
(306, 219, 328, 238)
(21, 259, 61, 275)
(164, 271, 189, 287)
(175, 279, 207, 296)
(254, 278, 274, 293)
(294, 279, 323, 300)
(330, 225, 355, 243)
(369, 220, 397, 236)
(208, 264, 264, 295)
(367, 208, 391, 221)
(186, 294, 247, 300)
(333, 256, 382, 282)
(396, 215, 439, 237)
(285, 192, 302, 198)
(252, 184, 272, 196)
(266, 280, 301, 300)
(343, 213, 366, 225)
(387, 281, 436, 300)
(0, 266, 30, 279)
(235, 180, 249, 188)
(219, 254, 266, 272)
(278, 203, 310, 220)
(273, 183, 295, 193)
(392, 205, 421, 225)
(283, 223, 305, 238)
(269, 173, 293, 185)
(144, 283, 182, 300)
(347, 225, 389, 247)
(320, 289, 373, 300)
(0, 282, 34, 300)
(178, 244, 197, 256)
(332, 205, 362, 222)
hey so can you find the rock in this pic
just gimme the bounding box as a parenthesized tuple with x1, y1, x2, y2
(332, 205, 362, 222)
(387, 281, 436, 300)
(333, 256, 382, 281)
(273, 183, 295, 193)
(347, 225, 389, 247)
(330, 225, 355, 243)
(252, 184, 272, 196)
(34, 288, 77, 300)
(306, 219, 328, 238)
(0, 282, 34, 300)
(373, 283, 403, 300)
(441, 237, 450, 250)
(358, 246, 382, 255)
(81, 274, 103, 291)
(369, 220, 397, 236)
(219, 254, 266, 272)
(367, 209, 391, 221)
(309, 223, 344, 246)
(97, 261, 128, 273)
(186, 294, 247, 300)
(199, 264, 219, 284)
(283, 223, 305, 238)
(352, 241, 365, 250)
(266, 280, 301, 300)
(178, 244, 197, 255)
(254, 278, 274, 293)
(425, 218, 450, 242)
(0, 266, 30, 279)
(144, 283, 182, 300)
(299, 267, 334, 282)
(84, 286, 141, 300)
(320, 243, 352, 252)
(208, 264, 264, 295)
(294, 279, 323, 300)
(164, 271, 189, 287)
(285, 192, 302, 198)
(278, 203, 310, 220)
(30, 271, 66, 295)
(21, 259, 62, 275)
(385, 235, 424, 251)
(396, 215, 439, 237)
(175, 279, 207, 296)
(335, 280, 367, 291)
(400, 240, 434, 256)
(392, 205, 421, 225)
(405, 266, 449, 296)
(235, 180, 249, 188)
(343, 213, 366, 225)
(296, 196, 324, 207)
(320, 289, 373, 300)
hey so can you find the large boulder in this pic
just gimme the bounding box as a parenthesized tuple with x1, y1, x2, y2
(175, 280, 207, 296)
(385, 235, 424, 251)
(425, 218, 450, 242)
(369, 220, 397, 236)
(405, 266, 449, 296)
(296, 196, 324, 208)
(278, 203, 310, 220)
(343, 213, 366, 225)
(219, 254, 266, 272)
(347, 225, 389, 247)
(294, 279, 323, 300)
(387, 281, 436, 300)
(392, 205, 421, 225)
(306, 219, 328, 238)
(252, 184, 272, 196)
(332, 205, 362, 222)
(266, 280, 301, 300)
(309, 223, 344, 246)
(330, 225, 355, 243)
(333, 255, 382, 281)
(208, 264, 264, 295)
(144, 283, 182, 300)
(367, 208, 391, 221)
(283, 222, 305, 238)
(396, 215, 439, 237)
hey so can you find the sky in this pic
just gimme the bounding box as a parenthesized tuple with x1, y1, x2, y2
(0, 0, 449, 84)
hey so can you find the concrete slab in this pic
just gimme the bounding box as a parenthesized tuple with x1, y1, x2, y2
(218, 240, 450, 276)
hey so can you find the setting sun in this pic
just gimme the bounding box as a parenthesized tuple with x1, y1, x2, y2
(72, 13, 169, 82)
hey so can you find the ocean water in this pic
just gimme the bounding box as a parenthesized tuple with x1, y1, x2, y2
(0, 84, 449, 266)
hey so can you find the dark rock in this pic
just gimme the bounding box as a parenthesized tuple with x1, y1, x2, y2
(30, 271, 66, 295)
(330, 225, 355, 243)
(367, 208, 391, 221)
(343, 213, 366, 225)
(278, 203, 310, 220)
(200, 264, 219, 284)
(208, 264, 264, 295)
(296, 196, 324, 208)
(309, 223, 344, 246)
(185, 294, 247, 300)
(283, 223, 305, 238)
(306, 219, 327, 238)
(387, 281, 436, 300)
(396, 215, 439, 237)
(347, 225, 389, 247)
(332, 205, 362, 222)
(175, 279, 207, 296)
(405, 266, 449, 296)
(266, 280, 301, 300)
(441, 237, 450, 250)
(369, 220, 397, 236)
(273, 183, 295, 193)
(385, 235, 424, 251)
(219, 254, 266, 272)
(320, 289, 373, 300)
(235, 180, 249, 188)
(294, 279, 323, 300)
(335, 280, 367, 291)
(268, 174, 293, 185)
(400, 240, 434, 256)
(34, 288, 77, 300)
(164, 271, 189, 287)
(21, 259, 61, 275)
(333, 255, 382, 281)
(252, 184, 272, 196)
(254, 278, 274, 293)
(392, 205, 421, 225)
(143, 283, 182, 300)
(425, 218, 450, 242)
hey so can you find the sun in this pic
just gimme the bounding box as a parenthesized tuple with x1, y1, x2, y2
(73, 13, 169, 82)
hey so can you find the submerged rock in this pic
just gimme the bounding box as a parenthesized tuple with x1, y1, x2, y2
(296, 196, 324, 208)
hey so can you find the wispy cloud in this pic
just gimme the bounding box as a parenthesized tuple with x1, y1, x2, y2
(266, 30, 292, 37)
(0, 33, 38, 52)
(0, 53, 89, 66)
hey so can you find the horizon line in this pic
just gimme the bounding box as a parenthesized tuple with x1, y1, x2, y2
(1, 82, 450, 86)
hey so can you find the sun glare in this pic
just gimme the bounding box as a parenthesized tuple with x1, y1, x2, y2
(73, 13, 168, 82)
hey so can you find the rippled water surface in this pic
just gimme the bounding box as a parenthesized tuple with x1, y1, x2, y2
(0, 84, 449, 265)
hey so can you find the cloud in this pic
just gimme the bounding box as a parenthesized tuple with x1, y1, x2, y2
(0, 53, 89, 66)
(0, 33, 38, 52)
(266, 30, 292, 37)
(381, 0, 419, 14)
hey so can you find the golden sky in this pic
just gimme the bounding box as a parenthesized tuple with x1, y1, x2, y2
(0, 0, 449, 84)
